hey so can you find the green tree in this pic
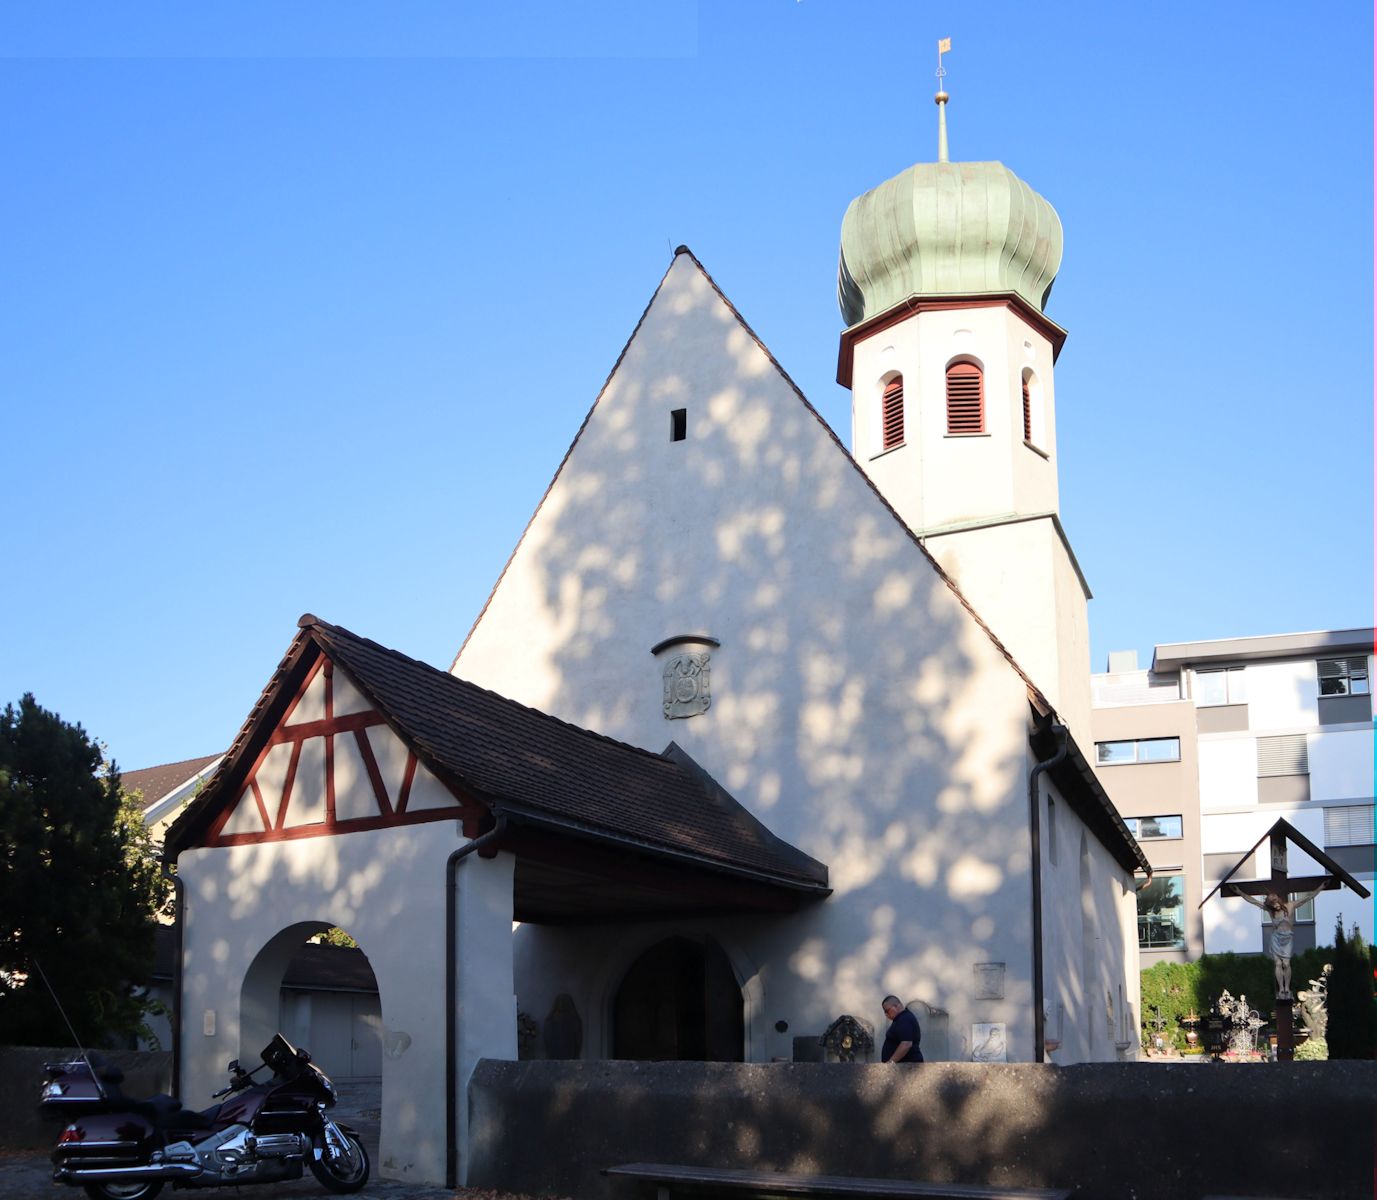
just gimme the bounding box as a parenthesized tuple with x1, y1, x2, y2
(1327, 917, 1377, 1059)
(0, 694, 164, 1046)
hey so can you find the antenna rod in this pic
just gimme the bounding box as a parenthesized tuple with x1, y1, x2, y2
(32, 958, 106, 1100)
(935, 36, 951, 163)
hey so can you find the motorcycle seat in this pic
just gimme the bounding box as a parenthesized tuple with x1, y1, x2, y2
(155, 1098, 216, 1132)
(121, 1093, 183, 1123)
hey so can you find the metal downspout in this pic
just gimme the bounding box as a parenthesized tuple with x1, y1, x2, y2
(1029, 721, 1068, 1064)
(162, 862, 184, 1096)
(445, 815, 508, 1190)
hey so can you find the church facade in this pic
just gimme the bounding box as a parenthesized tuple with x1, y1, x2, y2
(166, 145, 1148, 1187)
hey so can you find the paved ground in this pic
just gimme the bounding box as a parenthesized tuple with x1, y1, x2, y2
(0, 1081, 551, 1200)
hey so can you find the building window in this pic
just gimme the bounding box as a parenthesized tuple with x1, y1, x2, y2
(1136, 873, 1186, 950)
(1325, 804, 1375, 848)
(881, 376, 904, 450)
(1022, 376, 1032, 442)
(1256, 733, 1308, 777)
(945, 361, 984, 435)
(1194, 666, 1246, 707)
(1123, 815, 1183, 840)
(670, 409, 687, 442)
(1318, 657, 1370, 697)
(1095, 737, 1181, 766)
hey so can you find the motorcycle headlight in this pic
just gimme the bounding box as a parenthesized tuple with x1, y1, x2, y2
(322, 1075, 338, 1104)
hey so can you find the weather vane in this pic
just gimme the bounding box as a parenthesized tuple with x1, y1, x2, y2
(935, 36, 951, 164)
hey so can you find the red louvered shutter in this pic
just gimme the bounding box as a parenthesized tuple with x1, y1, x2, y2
(946, 362, 984, 434)
(881, 377, 904, 450)
(1022, 377, 1032, 442)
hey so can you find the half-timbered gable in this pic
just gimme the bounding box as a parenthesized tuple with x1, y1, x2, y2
(182, 640, 487, 852)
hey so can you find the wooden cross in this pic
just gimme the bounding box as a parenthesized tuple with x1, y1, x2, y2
(1199, 818, 1370, 1062)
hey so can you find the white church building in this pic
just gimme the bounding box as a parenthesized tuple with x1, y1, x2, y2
(165, 129, 1148, 1186)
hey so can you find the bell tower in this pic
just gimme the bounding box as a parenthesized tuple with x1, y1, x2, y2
(836, 75, 1092, 738)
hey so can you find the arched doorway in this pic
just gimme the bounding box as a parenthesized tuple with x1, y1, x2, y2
(240, 922, 382, 1081)
(612, 936, 743, 1061)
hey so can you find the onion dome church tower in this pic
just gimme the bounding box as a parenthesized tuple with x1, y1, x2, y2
(836, 77, 1092, 738)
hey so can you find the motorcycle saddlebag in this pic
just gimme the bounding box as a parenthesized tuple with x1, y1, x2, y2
(50, 1111, 158, 1168)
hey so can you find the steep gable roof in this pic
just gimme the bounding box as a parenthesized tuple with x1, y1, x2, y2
(450, 246, 1141, 873)
(453, 246, 1051, 713)
(166, 615, 828, 895)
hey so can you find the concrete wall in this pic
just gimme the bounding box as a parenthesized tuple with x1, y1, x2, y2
(924, 518, 1092, 744)
(455, 254, 1133, 1063)
(1, 1047, 171, 1150)
(468, 1058, 1377, 1200)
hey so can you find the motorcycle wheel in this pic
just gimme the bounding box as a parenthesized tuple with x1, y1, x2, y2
(82, 1183, 163, 1200)
(309, 1131, 370, 1194)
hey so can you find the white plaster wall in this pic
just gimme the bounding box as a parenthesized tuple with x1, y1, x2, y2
(924, 519, 1092, 745)
(1038, 771, 1138, 1064)
(454, 254, 1131, 1061)
(1310, 729, 1376, 802)
(850, 305, 1059, 535)
(1197, 736, 1258, 810)
(1239, 660, 1319, 731)
(177, 826, 516, 1186)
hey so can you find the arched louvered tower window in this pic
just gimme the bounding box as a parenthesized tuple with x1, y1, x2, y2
(946, 361, 984, 435)
(881, 376, 904, 450)
(1022, 375, 1033, 442)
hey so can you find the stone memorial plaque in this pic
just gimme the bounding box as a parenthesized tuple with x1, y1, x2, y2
(971, 1022, 1007, 1063)
(973, 962, 1005, 1000)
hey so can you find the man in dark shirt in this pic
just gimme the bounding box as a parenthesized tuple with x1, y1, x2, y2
(880, 995, 923, 1063)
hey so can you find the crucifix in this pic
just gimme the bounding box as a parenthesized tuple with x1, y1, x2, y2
(1200, 818, 1370, 1061)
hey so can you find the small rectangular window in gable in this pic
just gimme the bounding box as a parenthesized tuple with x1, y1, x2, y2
(881, 378, 904, 450)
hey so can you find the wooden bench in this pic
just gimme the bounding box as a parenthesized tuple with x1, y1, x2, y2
(604, 1162, 1072, 1200)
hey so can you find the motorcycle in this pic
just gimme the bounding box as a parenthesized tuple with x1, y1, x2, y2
(41, 1032, 369, 1199)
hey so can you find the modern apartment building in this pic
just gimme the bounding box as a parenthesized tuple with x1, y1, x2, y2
(1091, 628, 1374, 965)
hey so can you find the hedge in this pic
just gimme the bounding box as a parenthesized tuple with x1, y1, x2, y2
(1140, 947, 1341, 1051)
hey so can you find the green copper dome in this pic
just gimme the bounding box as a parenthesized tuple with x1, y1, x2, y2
(838, 160, 1063, 327)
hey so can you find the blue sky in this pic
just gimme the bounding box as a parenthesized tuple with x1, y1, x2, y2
(2, 1, 1372, 771)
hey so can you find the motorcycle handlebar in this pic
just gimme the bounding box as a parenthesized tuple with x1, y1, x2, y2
(211, 1060, 266, 1099)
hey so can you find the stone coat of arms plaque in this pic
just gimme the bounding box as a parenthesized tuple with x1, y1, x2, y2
(662, 651, 711, 719)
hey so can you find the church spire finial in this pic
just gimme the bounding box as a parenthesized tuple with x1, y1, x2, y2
(935, 36, 951, 163)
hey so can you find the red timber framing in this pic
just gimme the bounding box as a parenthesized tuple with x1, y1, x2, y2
(202, 656, 486, 849)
